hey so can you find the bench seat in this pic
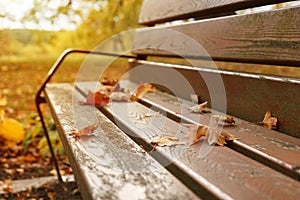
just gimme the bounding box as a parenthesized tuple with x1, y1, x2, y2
(43, 81, 300, 199)
(44, 83, 199, 200)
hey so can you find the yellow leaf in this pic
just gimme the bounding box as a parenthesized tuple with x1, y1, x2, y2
(0, 118, 25, 144)
(0, 96, 7, 106)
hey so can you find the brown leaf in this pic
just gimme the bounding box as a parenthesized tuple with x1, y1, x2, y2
(100, 77, 118, 86)
(263, 111, 278, 130)
(185, 124, 237, 146)
(69, 123, 99, 139)
(130, 83, 156, 101)
(0, 179, 13, 193)
(79, 90, 110, 106)
(149, 135, 186, 147)
(213, 115, 235, 126)
(188, 101, 211, 114)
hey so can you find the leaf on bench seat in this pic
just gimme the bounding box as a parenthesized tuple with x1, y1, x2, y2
(79, 90, 110, 106)
(130, 83, 156, 101)
(100, 77, 118, 86)
(69, 123, 99, 139)
(188, 101, 211, 114)
(213, 115, 235, 126)
(148, 135, 186, 147)
(263, 111, 278, 130)
(185, 124, 237, 146)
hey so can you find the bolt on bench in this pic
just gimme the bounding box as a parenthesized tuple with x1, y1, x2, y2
(36, 0, 300, 199)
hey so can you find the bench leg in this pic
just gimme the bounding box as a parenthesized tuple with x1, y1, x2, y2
(36, 98, 63, 182)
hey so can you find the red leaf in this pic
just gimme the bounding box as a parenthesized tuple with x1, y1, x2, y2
(79, 90, 110, 106)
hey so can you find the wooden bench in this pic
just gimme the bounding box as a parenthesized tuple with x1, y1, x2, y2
(36, 1, 300, 199)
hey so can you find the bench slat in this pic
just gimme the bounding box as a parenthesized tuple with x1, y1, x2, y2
(126, 80, 300, 180)
(76, 81, 300, 200)
(139, 0, 291, 25)
(44, 83, 199, 200)
(129, 61, 300, 138)
(134, 6, 300, 67)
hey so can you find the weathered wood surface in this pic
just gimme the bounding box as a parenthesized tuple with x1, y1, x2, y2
(134, 6, 300, 67)
(44, 83, 199, 200)
(76, 81, 300, 199)
(139, 0, 291, 25)
(130, 81, 300, 180)
(129, 60, 300, 138)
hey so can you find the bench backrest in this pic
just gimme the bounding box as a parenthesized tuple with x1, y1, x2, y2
(130, 0, 300, 138)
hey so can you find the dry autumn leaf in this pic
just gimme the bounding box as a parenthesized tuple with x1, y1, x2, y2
(185, 124, 237, 146)
(148, 135, 186, 147)
(0, 179, 13, 193)
(79, 90, 110, 106)
(100, 77, 118, 86)
(69, 123, 99, 139)
(213, 115, 235, 126)
(130, 83, 156, 101)
(188, 101, 211, 114)
(263, 111, 278, 130)
(0, 117, 25, 144)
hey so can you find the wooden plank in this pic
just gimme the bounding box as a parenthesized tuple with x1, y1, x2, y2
(129, 81, 300, 180)
(134, 6, 300, 67)
(129, 60, 300, 138)
(76, 81, 300, 200)
(139, 0, 290, 25)
(44, 83, 199, 200)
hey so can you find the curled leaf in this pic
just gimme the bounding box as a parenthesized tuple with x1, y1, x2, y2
(130, 83, 156, 101)
(213, 115, 235, 126)
(185, 124, 237, 146)
(79, 90, 110, 106)
(188, 101, 211, 114)
(263, 111, 277, 130)
(69, 123, 99, 139)
(148, 135, 186, 147)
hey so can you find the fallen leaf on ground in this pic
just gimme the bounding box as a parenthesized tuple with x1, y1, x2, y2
(263, 111, 277, 130)
(130, 83, 156, 101)
(148, 135, 186, 147)
(0, 95, 7, 106)
(185, 124, 237, 146)
(69, 123, 99, 139)
(79, 90, 110, 106)
(0, 117, 25, 144)
(188, 101, 211, 114)
(213, 115, 235, 126)
(0, 179, 13, 193)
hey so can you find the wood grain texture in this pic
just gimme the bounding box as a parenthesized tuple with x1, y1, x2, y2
(134, 6, 300, 66)
(44, 83, 199, 200)
(76, 81, 300, 200)
(139, 0, 290, 25)
(128, 61, 300, 138)
(128, 81, 300, 180)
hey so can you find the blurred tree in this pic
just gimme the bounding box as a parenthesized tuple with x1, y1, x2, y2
(23, 0, 143, 50)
